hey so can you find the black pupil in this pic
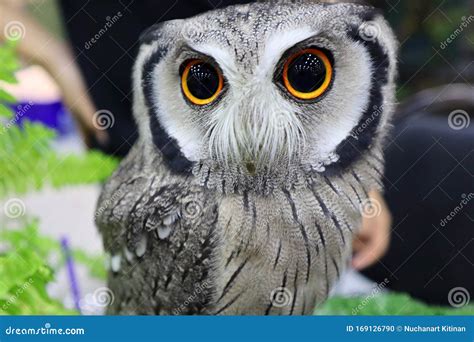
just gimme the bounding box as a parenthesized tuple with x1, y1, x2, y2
(287, 53, 327, 93)
(186, 62, 220, 100)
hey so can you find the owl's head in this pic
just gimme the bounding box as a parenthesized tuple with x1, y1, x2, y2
(133, 1, 397, 192)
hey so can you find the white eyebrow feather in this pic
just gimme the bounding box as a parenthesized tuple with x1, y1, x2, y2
(256, 27, 316, 79)
(191, 43, 239, 79)
(191, 27, 316, 81)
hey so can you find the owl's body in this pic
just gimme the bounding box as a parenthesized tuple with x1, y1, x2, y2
(96, 1, 397, 315)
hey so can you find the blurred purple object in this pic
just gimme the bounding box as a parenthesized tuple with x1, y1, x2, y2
(60, 236, 82, 313)
(10, 101, 74, 136)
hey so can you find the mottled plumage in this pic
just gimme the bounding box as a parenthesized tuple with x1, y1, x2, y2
(96, 0, 397, 315)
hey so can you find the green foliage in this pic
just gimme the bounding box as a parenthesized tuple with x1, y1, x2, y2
(0, 42, 112, 315)
(0, 42, 19, 118)
(318, 293, 474, 316)
(0, 121, 118, 198)
(0, 42, 19, 85)
(0, 222, 76, 315)
(0, 43, 75, 315)
(0, 42, 118, 198)
(0, 221, 106, 315)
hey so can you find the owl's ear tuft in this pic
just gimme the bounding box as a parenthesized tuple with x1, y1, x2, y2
(139, 23, 166, 45)
(354, 5, 383, 22)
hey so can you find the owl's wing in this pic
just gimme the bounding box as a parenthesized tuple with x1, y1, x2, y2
(95, 144, 218, 314)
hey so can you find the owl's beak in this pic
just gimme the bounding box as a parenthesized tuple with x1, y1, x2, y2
(210, 99, 301, 172)
(239, 143, 265, 175)
(244, 161, 257, 175)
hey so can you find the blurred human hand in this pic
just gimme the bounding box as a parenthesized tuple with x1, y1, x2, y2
(50, 57, 109, 147)
(0, 0, 108, 147)
(352, 190, 392, 270)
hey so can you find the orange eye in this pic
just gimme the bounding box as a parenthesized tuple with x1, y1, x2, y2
(181, 59, 224, 105)
(282, 48, 333, 100)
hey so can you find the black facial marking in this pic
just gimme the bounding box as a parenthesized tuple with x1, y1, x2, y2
(142, 48, 194, 174)
(324, 14, 391, 175)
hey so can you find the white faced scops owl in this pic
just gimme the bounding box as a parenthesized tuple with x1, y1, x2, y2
(96, 0, 397, 315)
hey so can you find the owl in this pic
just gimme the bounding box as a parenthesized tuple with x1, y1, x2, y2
(95, 0, 397, 315)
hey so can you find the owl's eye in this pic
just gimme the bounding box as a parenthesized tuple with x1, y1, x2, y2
(181, 60, 224, 106)
(282, 48, 333, 101)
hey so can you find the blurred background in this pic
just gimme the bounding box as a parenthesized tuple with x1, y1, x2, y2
(0, 0, 473, 315)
